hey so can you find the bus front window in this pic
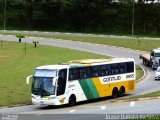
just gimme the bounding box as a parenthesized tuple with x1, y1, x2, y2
(43, 78, 55, 96)
(32, 69, 58, 96)
(32, 77, 56, 96)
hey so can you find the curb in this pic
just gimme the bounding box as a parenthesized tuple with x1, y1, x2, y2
(136, 64, 146, 83)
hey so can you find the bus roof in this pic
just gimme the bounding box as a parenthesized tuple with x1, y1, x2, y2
(69, 58, 134, 65)
(69, 59, 111, 64)
(36, 65, 69, 70)
(36, 58, 134, 70)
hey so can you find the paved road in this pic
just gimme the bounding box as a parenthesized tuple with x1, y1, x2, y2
(22, 98, 160, 114)
(0, 34, 160, 118)
(1, 98, 160, 120)
(1, 30, 160, 40)
(1, 97, 160, 114)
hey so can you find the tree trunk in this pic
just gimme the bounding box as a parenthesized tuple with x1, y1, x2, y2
(19, 38, 21, 43)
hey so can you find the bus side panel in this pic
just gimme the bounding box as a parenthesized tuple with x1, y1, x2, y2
(67, 79, 136, 104)
(109, 80, 136, 94)
(92, 78, 110, 97)
(78, 78, 100, 100)
(67, 80, 87, 102)
(93, 78, 136, 97)
(126, 80, 136, 93)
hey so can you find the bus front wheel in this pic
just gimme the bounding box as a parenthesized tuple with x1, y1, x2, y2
(112, 87, 118, 98)
(68, 95, 76, 107)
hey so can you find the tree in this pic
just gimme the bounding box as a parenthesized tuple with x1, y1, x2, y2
(16, 33, 25, 43)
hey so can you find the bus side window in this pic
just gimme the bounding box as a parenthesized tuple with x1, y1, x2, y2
(91, 66, 100, 77)
(69, 69, 73, 80)
(69, 68, 80, 81)
(126, 62, 134, 73)
(110, 64, 119, 75)
(118, 63, 126, 74)
(79, 67, 91, 79)
(100, 65, 110, 76)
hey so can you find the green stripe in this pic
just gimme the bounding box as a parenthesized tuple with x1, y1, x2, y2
(86, 79, 100, 98)
(79, 78, 100, 100)
(79, 79, 94, 99)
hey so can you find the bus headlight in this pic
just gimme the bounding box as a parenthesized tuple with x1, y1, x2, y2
(48, 96, 56, 100)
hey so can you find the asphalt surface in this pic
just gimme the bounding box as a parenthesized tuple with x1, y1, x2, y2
(1, 98, 160, 120)
(1, 30, 160, 40)
(0, 34, 160, 119)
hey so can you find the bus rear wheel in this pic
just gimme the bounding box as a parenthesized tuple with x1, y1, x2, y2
(118, 86, 125, 97)
(112, 87, 118, 98)
(68, 95, 76, 107)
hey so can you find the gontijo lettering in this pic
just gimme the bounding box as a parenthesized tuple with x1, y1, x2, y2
(103, 76, 121, 83)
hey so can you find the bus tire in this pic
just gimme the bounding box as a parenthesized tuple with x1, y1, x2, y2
(118, 86, 125, 97)
(112, 87, 118, 98)
(68, 95, 76, 107)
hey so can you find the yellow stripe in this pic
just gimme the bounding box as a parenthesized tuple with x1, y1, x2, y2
(84, 64, 91, 67)
(92, 78, 107, 97)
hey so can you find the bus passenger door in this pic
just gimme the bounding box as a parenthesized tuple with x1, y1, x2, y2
(57, 69, 67, 96)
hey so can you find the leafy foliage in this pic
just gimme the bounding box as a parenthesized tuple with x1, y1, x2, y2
(16, 33, 25, 39)
(0, 0, 160, 34)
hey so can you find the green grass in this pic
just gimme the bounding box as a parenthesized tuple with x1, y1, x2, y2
(118, 90, 160, 102)
(129, 90, 160, 100)
(0, 41, 110, 107)
(2, 32, 160, 52)
(16, 34, 160, 52)
(136, 65, 144, 80)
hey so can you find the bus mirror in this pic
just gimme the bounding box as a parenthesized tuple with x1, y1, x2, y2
(26, 75, 33, 85)
(53, 77, 59, 85)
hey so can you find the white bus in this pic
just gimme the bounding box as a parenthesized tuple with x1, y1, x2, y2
(29, 58, 136, 106)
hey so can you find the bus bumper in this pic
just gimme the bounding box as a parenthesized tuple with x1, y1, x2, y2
(32, 97, 66, 105)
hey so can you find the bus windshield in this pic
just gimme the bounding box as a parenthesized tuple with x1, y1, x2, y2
(32, 77, 56, 96)
(32, 69, 57, 96)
